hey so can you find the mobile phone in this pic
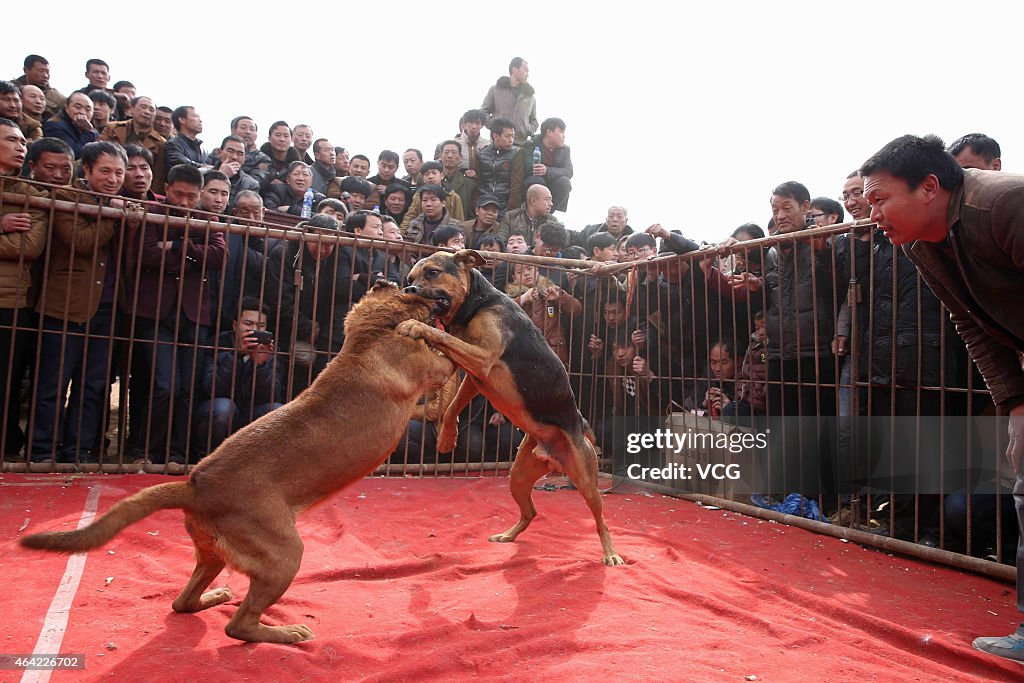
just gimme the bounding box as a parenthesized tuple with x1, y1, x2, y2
(251, 330, 274, 345)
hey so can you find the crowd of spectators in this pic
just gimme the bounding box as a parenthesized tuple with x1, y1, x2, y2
(0, 53, 1014, 557)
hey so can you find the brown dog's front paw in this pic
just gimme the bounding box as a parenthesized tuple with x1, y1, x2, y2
(396, 319, 429, 339)
(603, 553, 626, 567)
(436, 424, 458, 453)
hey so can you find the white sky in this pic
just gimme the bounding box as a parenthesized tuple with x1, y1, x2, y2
(8, 1, 1021, 242)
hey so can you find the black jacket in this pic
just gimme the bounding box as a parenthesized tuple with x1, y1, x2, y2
(163, 134, 206, 175)
(201, 330, 282, 409)
(763, 241, 836, 361)
(262, 184, 325, 215)
(269, 240, 400, 354)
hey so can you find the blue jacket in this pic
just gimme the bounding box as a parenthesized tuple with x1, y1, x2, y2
(42, 112, 98, 158)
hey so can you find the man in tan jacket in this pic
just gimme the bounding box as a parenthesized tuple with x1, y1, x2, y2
(31, 141, 140, 465)
(0, 118, 48, 460)
(100, 96, 166, 188)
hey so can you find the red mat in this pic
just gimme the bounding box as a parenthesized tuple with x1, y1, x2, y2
(2, 473, 1021, 682)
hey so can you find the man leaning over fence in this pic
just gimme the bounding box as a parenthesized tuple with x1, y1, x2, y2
(859, 134, 1024, 664)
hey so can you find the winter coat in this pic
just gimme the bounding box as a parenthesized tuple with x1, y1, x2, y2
(163, 134, 205, 176)
(859, 236, 961, 388)
(131, 204, 228, 326)
(201, 330, 281, 407)
(476, 144, 524, 212)
(571, 221, 634, 249)
(514, 285, 582, 368)
(737, 334, 768, 413)
(269, 239, 399, 354)
(521, 134, 573, 182)
(481, 77, 538, 144)
(262, 183, 325, 215)
(0, 178, 48, 309)
(405, 209, 465, 246)
(13, 76, 65, 120)
(496, 206, 564, 243)
(42, 111, 98, 158)
(400, 191, 464, 235)
(100, 120, 167, 187)
(36, 181, 120, 323)
(904, 169, 1024, 407)
(763, 241, 836, 361)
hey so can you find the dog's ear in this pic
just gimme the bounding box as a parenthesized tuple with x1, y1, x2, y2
(454, 249, 486, 269)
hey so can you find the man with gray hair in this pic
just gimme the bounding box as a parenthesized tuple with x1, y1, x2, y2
(573, 206, 633, 247)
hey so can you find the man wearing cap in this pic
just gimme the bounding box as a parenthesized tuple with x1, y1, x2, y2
(463, 196, 501, 249)
(406, 184, 464, 245)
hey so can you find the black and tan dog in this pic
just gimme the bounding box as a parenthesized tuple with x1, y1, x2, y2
(20, 282, 455, 643)
(399, 250, 624, 566)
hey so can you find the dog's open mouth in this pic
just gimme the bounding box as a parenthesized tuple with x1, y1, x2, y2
(427, 295, 452, 317)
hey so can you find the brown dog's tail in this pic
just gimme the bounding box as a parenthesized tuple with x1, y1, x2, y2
(20, 481, 192, 554)
(581, 415, 598, 446)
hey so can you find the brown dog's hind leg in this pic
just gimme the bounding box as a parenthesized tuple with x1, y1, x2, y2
(562, 438, 625, 566)
(489, 435, 549, 544)
(223, 522, 314, 644)
(171, 543, 232, 613)
(172, 519, 233, 612)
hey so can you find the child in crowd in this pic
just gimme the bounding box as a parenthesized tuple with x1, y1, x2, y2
(511, 263, 581, 369)
(690, 340, 738, 417)
(723, 311, 767, 426)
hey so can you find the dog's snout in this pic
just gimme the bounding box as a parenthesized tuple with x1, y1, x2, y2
(403, 285, 419, 295)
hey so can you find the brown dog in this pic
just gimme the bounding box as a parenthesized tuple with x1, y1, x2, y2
(399, 250, 624, 566)
(20, 282, 455, 643)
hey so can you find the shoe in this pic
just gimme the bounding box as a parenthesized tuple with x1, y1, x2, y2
(972, 626, 1024, 663)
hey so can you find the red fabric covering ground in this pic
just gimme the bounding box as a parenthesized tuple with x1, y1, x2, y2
(2, 473, 1022, 682)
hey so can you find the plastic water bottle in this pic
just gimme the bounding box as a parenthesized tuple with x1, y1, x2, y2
(532, 147, 542, 166)
(301, 188, 314, 218)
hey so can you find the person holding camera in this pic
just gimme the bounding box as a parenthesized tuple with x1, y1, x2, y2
(193, 298, 283, 458)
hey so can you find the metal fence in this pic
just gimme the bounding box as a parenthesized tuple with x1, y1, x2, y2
(0, 177, 1015, 573)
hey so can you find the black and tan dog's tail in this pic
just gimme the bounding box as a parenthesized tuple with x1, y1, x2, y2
(20, 481, 192, 553)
